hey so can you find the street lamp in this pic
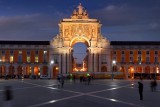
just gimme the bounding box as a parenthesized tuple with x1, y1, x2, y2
(112, 60, 116, 80)
(50, 60, 54, 78)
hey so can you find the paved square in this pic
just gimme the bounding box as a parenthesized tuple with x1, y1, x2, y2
(0, 79, 159, 107)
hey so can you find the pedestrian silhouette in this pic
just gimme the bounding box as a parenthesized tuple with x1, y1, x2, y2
(138, 81, 143, 100)
(73, 75, 76, 83)
(80, 76, 83, 83)
(3, 86, 13, 107)
(61, 76, 64, 88)
(151, 79, 157, 92)
(87, 76, 91, 85)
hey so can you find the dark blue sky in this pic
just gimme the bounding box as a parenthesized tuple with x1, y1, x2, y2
(0, 0, 160, 41)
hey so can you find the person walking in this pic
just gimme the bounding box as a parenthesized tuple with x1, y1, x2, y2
(73, 75, 76, 83)
(87, 76, 91, 85)
(61, 76, 64, 88)
(153, 79, 157, 92)
(3, 86, 13, 107)
(138, 81, 143, 100)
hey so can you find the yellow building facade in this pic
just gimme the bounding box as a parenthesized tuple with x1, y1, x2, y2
(0, 41, 50, 79)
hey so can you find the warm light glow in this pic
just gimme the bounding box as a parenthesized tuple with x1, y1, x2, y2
(56, 67, 59, 70)
(131, 68, 134, 72)
(27, 57, 30, 63)
(35, 56, 38, 63)
(156, 67, 159, 73)
(19, 51, 22, 54)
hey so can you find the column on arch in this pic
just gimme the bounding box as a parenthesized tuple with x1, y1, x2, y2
(66, 53, 71, 74)
(62, 53, 67, 74)
(98, 54, 101, 72)
(58, 54, 62, 74)
(93, 53, 98, 72)
(88, 53, 93, 72)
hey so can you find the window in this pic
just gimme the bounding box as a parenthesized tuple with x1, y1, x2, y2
(130, 57, 133, 62)
(19, 51, 22, 54)
(27, 50, 30, 55)
(1, 56, 5, 62)
(10, 56, 13, 63)
(27, 57, 30, 63)
(35, 50, 39, 55)
(155, 51, 158, 55)
(146, 57, 150, 62)
(138, 51, 141, 54)
(138, 57, 141, 62)
(43, 51, 48, 62)
(146, 51, 150, 55)
(53, 55, 59, 64)
(121, 51, 125, 54)
(155, 57, 158, 63)
(35, 56, 38, 63)
(102, 54, 107, 64)
(2, 50, 5, 55)
(10, 50, 14, 54)
(18, 55, 22, 63)
(130, 51, 133, 54)
(121, 57, 125, 62)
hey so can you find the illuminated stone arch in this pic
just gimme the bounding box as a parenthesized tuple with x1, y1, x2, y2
(70, 36, 90, 47)
(50, 3, 110, 77)
(0, 65, 6, 77)
(137, 66, 142, 73)
(145, 66, 150, 73)
(9, 65, 14, 76)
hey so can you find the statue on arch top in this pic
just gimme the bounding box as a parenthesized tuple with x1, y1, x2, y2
(71, 3, 89, 19)
(77, 3, 83, 15)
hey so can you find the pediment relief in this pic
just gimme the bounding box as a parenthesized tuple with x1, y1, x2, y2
(62, 24, 98, 40)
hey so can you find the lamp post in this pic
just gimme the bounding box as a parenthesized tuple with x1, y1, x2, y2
(50, 60, 54, 79)
(112, 60, 116, 80)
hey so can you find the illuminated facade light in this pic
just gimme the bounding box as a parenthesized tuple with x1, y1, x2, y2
(50, 60, 54, 64)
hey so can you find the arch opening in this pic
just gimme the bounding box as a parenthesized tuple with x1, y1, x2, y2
(72, 42, 88, 72)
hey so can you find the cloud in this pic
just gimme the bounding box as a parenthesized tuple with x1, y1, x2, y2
(90, 3, 160, 41)
(91, 4, 160, 27)
(0, 12, 68, 40)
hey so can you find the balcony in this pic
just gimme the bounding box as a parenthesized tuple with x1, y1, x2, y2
(145, 62, 150, 64)
(154, 62, 159, 64)
(120, 62, 126, 64)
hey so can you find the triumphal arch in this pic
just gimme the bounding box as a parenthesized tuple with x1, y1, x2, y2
(50, 3, 110, 77)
